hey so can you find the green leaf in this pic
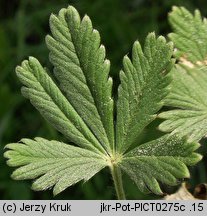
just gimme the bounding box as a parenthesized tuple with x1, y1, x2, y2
(159, 65, 207, 142)
(4, 138, 107, 196)
(169, 6, 207, 63)
(4, 5, 202, 198)
(116, 33, 174, 153)
(159, 7, 207, 142)
(46, 6, 114, 154)
(120, 134, 202, 195)
(16, 57, 105, 154)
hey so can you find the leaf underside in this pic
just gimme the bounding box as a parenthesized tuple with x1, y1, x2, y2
(120, 134, 201, 195)
(159, 6, 207, 142)
(4, 5, 202, 197)
(4, 138, 106, 196)
(168, 6, 207, 63)
(46, 7, 114, 154)
(159, 65, 207, 142)
(116, 33, 174, 153)
(16, 57, 105, 154)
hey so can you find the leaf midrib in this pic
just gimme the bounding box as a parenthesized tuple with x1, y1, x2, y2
(27, 62, 107, 155)
(65, 17, 112, 155)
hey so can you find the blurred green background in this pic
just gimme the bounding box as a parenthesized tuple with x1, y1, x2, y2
(1, 0, 207, 200)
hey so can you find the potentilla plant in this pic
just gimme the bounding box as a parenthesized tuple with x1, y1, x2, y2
(159, 7, 207, 142)
(4, 6, 201, 199)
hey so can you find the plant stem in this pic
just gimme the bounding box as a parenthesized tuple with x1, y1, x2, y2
(110, 164, 126, 200)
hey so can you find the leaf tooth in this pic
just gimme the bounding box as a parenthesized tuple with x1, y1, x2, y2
(116, 31, 174, 153)
(65, 6, 81, 30)
(5, 138, 107, 195)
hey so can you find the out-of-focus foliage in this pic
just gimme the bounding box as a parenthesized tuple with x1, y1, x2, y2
(0, 0, 207, 199)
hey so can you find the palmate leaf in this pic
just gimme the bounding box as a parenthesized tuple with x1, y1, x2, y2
(4, 138, 107, 195)
(116, 33, 174, 153)
(159, 7, 207, 142)
(4, 5, 202, 197)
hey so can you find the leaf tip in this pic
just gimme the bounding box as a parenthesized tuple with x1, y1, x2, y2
(53, 186, 62, 197)
(133, 40, 141, 50)
(15, 65, 22, 73)
(147, 32, 156, 40)
(193, 153, 203, 164)
(11, 171, 20, 180)
(171, 6, 179, 12)
(67, 5, 78, 12)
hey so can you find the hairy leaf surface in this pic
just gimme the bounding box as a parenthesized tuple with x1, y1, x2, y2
(116, 33, 174, 153)
(4, 5, 202, 197)
(120, 134, 201, 194)
(159, 65, 207, 141)
(4, 138, 107, 195)
(169, 6, 207, 63)
(46, 6, 114, 154)
(16, 57, 105, 154)
(159, 7, 207, 142)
